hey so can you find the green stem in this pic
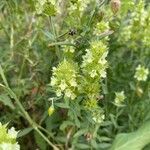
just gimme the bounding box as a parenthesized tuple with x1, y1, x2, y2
(56, 31, 68, 39)
(87, 0, 105, 26)
(38, 125, 54, 139)
(35, 127, 59, 150)
(48, 17, 61, 59)
(93, 124, 100, 138)
(48, 41, 76, 47)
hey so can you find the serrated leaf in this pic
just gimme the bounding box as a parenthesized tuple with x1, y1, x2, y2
(110, 121, 150, 150)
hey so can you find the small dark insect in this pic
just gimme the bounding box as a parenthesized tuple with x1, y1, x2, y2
(68, 29, 77, 36)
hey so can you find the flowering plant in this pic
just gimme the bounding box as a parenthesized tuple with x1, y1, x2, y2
(0, 0, 150, 149)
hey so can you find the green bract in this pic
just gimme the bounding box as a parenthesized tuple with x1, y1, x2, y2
(81, 41, 108, 79)
(50, 60, 78, 100)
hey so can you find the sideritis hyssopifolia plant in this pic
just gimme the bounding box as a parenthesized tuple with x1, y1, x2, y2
(45, 1, 116, 148)
(50, 27, 109, 126)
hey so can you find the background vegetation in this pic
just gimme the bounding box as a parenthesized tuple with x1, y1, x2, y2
(0, 0, 150, 150)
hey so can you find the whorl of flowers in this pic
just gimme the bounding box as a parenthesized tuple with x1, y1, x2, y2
(35, 0, 60, 15)
(92, 109, 105, 124)
(93, 21, 109, 37)
(81, 41, 108, 79)
(114, 91, 126, 106)
(78, 40, 108, 124)
(0, 122, 20, 150)
(83, 98, 105, 124)
(50, 60, 78, 100)
(78, 77, 101, 100)
(83, 98, 104, 124)
(63, 46, 75, 53)
(134, 65, 149, 81)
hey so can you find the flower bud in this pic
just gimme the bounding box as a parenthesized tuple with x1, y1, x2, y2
(110, 0, 121, 14)
(48, 106, 55, 116)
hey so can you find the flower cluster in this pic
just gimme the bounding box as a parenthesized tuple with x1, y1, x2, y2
(78, 76, 101, 100)
(0, 122, 20, 150)
(81, 41, 108, 79)
(117, 0, 150, 51)
(50, 60, 78, 100)
(84, 99, 105, 124)
(78, 40, 108, 124)
(35, 0, 60, 15)
(114, 91, 126, 106)
(68, 0, 90, 16)
(134, 65, 149, 81)
(68, 0, 98, 17)
(50, 40, 108, 124)
(92, 109, 105, 124)
(63, 46, 75, 53)
(93, 21, 109, 36)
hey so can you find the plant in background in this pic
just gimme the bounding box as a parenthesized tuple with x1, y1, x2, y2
(117, 0, 150, 52)
(114, 91, 126, 107)
(134, 65, 149, 81)
(0, 123, 20, 150)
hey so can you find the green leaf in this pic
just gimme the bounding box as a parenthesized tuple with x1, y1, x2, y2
(75, 143, 90, 149)
(91, 139, 98, 148)
(34, 131, 47, 150)
(55, 102, 70, 108)
(60, 121, 74, 131)
(17, 127, 33, 138)
(73, 129, 88, 138)
(0, 94, 15, 109)
(110, 121, 150, 150)
(97, 143, 111, 149)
